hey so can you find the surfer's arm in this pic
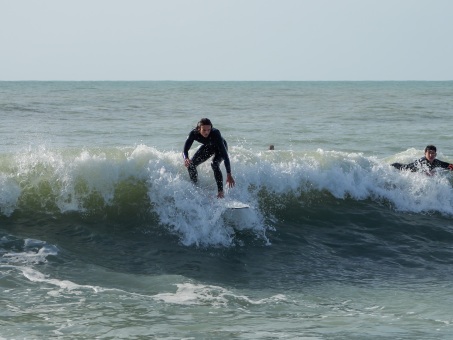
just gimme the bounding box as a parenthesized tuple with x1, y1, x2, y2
(226, 173, 235, 188)
(219, 144, 235, 189)
(402, 157, 429, 172)
(214, 130, 235, 189)
(433, 159, 453, 170)
(213, 131, 231, 174)
(183, 131, 196, 165)
(217, 173, 235, 199)
(403, 162, 418, 172)
(392, 161, 418, 172)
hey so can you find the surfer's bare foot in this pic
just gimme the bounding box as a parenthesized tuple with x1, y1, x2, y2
(217, 191, 224, 199)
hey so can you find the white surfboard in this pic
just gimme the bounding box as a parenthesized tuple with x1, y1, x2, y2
(224, 200, 250, 209)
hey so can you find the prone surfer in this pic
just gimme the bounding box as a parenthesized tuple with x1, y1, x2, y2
(183, 118, 235, 198)
(391, 145, 453, 174)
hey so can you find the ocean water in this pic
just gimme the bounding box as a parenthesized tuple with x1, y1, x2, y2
(1, 81, 453, 339)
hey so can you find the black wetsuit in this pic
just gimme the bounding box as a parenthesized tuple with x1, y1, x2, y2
(183, 128, 231, 192)
(392, 157, 452, 172)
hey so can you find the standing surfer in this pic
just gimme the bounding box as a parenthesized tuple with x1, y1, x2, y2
(183, 118, 235, 198)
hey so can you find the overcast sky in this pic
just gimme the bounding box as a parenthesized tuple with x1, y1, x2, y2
(1, 0, 452, 81)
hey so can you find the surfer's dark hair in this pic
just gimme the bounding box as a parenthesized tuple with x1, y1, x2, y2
(425, 145, 437, 152)
(196, 118, 212, 130)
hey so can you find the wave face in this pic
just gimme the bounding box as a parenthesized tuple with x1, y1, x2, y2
(2, 145, 453, 247)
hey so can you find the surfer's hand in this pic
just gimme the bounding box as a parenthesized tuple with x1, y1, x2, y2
(448, 164, 453, 171)
(217, 191, 224, 199)
(184, 159, 191, 168)
(226, 173, 235, 188)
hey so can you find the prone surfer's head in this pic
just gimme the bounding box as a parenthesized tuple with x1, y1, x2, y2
(425, 145, 437, 162)
(197, 118, 212, 137)
(425, 145, 436, 153)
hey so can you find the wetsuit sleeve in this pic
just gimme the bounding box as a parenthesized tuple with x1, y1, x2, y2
(183, 130, 196, 159)
(400, 161, 418, 172)
(214, 130, 231, 173)
(399, 157, 431, 172)
(433, 159, 452, 169)
(391, 159, 419, 171)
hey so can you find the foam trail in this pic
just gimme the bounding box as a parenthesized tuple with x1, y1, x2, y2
(153, 283, 287, 307)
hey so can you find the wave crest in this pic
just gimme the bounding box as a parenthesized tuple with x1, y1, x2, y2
(2, 145, 453, 246)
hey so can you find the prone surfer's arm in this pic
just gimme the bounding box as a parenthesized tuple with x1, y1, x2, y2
(437, 160, 453, 170)
(442, 162, 453, 171)
(428, 158, 453, 170)
(403, 160, 419, 172)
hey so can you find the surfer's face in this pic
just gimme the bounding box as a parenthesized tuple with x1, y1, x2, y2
(425, 150, 436, 163)
(199, 125, 211, 138)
